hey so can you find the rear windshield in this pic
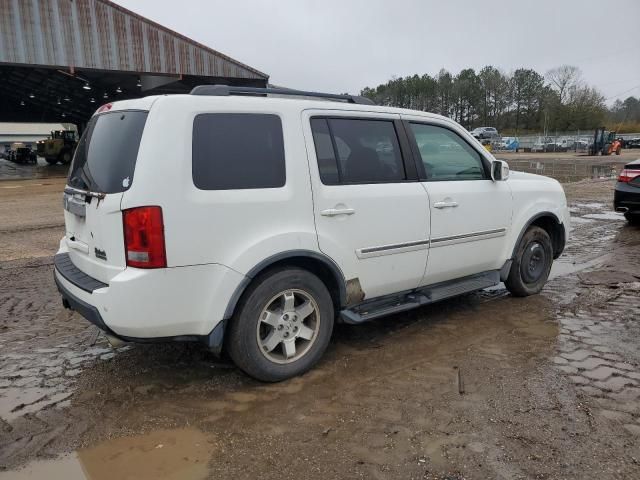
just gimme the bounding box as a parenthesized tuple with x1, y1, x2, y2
(68, 110, 148, 194)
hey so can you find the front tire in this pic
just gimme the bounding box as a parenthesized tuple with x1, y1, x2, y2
(505, 226, 553, 297)
(59, 151, 72, 164)
(625, 212, 640, 225)
(227, 267, 334, 382)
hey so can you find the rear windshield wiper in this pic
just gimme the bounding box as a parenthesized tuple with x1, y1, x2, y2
(64, 185, 106, 199)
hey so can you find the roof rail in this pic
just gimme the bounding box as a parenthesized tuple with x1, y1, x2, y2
(189, 85, 375, 105)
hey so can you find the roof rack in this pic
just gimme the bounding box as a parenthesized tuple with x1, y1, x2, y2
(189, 85, 375, 105)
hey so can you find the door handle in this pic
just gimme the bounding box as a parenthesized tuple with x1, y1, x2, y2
(433, 201, 459, 209)
(321, 207, 355, 217)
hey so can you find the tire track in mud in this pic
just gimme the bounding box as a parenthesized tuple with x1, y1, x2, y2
(0, 256, 127, 455)
(543, 200, 640, 437)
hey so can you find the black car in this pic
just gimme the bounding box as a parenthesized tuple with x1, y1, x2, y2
(625, 138, 640, 149)
(11, 147, 37, 164)
(614, 158, 640, 224)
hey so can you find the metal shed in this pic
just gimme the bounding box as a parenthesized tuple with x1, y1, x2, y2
(0, 0, 269, 125)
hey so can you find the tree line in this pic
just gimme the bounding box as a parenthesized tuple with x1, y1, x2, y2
(360, 65, 639, 134)
(609, 96, 640, 133)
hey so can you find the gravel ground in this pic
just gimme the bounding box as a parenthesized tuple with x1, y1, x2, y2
(0, 175, 639, 479)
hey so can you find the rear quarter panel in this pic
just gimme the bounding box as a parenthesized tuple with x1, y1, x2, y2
(121, 96, 319, 275)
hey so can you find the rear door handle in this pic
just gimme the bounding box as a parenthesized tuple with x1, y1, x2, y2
(433, 201, 458, 209)
(321, 208, 355, 217)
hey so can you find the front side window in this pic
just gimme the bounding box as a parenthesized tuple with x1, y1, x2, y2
(409, 123, 486, 181)
(192, 113, 285, 190)
(310, 118, 405, 185)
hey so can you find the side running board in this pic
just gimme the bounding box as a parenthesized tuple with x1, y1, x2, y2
(340, 270, 500, 324)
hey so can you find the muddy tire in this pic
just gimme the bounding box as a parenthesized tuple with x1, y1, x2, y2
(226, 267, 334, 382)
(625, 213, 640, 225)
(505, 226, 553, 297)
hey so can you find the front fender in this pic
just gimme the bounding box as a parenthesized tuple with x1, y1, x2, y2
(502, 178, 570, 261)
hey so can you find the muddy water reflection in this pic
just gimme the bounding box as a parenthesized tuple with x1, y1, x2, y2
(0, 427, 212, 480)
(0, 455, 85, 480)
(0, 158, 68, 181)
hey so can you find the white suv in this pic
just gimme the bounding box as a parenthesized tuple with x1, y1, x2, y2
(55, 86, 570, 381)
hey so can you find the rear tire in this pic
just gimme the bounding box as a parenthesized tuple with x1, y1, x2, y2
(505, 226, 553, 297)
(227, 267, 334, 382)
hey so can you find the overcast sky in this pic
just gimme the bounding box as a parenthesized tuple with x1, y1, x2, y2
(115, 0, 640, 104)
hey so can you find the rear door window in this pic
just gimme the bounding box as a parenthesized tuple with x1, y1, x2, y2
(192, 113, 285, 190)
(68, 110, 148, 194)
(310, 118, 406, 184)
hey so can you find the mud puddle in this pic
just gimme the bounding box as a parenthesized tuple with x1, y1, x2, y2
(0, 158, 68, 181)
(0, 455, 85, 480)
(582, 212, 626, 221)
(550, 256, 607, 279)
(0, 427, 211, 480)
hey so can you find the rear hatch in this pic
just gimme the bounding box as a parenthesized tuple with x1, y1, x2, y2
(63, 108, 148, 284)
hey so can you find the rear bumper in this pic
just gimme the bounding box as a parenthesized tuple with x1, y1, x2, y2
(55, 272, 226, 353)
(614, 182, 640, 213)
(54, 244, 247, 349)
(55, 271, 110, 333)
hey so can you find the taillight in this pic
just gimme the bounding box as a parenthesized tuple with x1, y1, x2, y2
(96, 103, 112, 114)
(618, 168, 640, 183)
(123, 206, 167, 268)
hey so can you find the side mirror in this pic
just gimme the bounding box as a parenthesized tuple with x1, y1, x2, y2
(491, 160, 509, 181)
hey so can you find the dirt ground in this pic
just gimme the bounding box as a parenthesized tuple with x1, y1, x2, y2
(1, 171, 640, 479)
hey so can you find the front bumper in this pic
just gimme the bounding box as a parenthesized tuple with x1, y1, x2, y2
(614, 181, 640, 213)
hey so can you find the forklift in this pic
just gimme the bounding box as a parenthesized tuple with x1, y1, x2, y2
(589, 127, 622, 156)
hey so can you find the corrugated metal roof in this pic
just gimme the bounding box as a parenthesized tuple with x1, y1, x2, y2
(0, 0, 268, 80)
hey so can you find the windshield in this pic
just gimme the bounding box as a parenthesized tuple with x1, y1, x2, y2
(68, 110, 148, 194)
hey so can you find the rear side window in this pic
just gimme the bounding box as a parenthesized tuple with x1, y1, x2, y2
(310, 118, 405, 185)
(192, 113, 285, 190)
(68, 110, 148, 194)
(310, 119, 340, 184)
